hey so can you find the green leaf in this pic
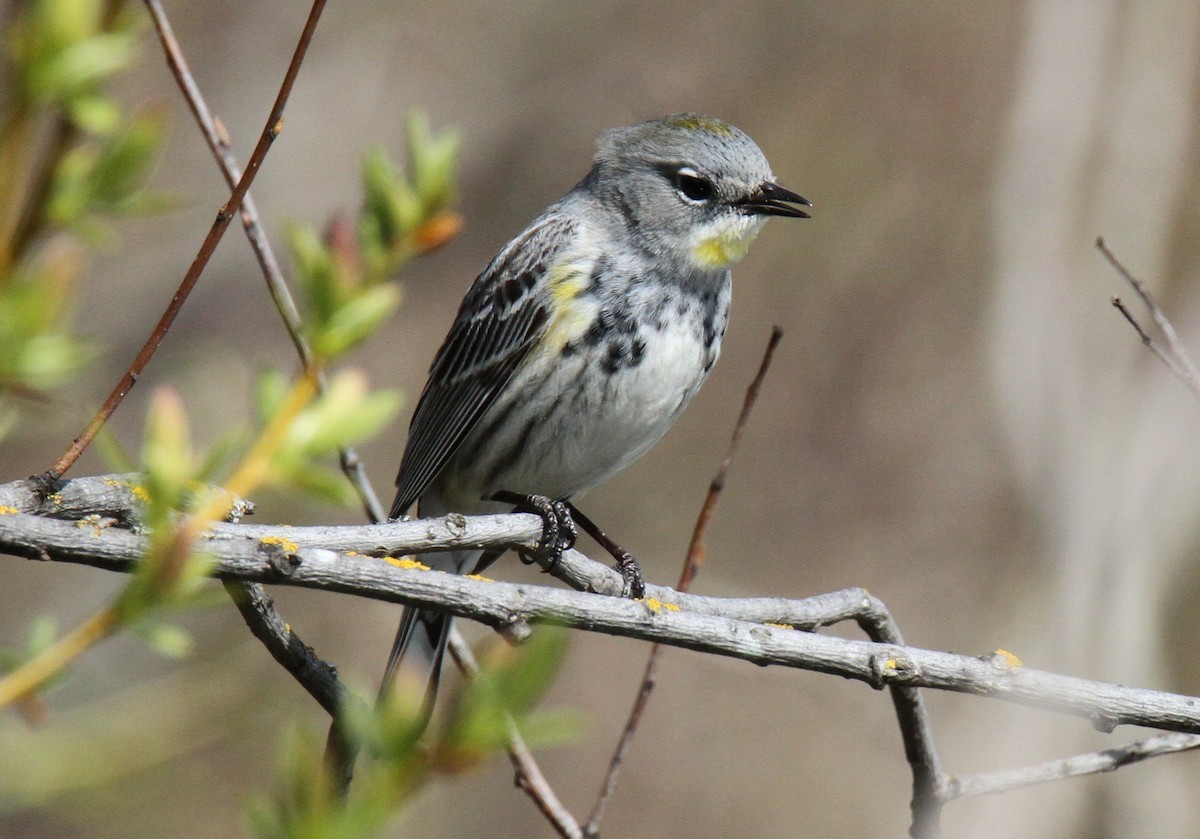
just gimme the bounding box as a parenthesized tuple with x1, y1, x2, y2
(280, 371, 400, 456)
(139, 387, 194, 513)
(310, 283, 401, 359)
(130, 621, 193, 659)
(441, 627, 578, 759)
(405, 111, 459, 214)
(285, 220, 341, 326)
(25, 31, 139, 104)
(254, 367, 291, 424)
(66, 94, 121, 134)
(276, 464, 356, 507)
(87, 108, 168, 213)
(94, 425, 136, 473)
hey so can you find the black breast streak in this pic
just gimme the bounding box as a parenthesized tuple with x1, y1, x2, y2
(600, 329, 647, 374)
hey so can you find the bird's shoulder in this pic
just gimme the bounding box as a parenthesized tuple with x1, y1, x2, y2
(426, 206, 595, 377)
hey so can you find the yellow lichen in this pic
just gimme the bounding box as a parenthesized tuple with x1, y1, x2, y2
(765, 622, 794, 630)
(260, 535, 299, 553)
(643, 597, 680, 614)
(0, 506, 18, 515)
(99, 477, 150, 503)
(993, 649, 1023, 669)
(386, 556, 430, 571)
(465, 573, 494, 582)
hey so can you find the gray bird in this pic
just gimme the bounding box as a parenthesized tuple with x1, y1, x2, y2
(382, 113, 809, 708)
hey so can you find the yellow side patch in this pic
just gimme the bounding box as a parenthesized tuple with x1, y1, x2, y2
(544, 262, 592, 350)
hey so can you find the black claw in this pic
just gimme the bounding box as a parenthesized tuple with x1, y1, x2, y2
(616, 551, 646, 599)
(492, 491, 575, 572)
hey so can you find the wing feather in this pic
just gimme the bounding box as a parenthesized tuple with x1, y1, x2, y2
(389, 214, 573, 518)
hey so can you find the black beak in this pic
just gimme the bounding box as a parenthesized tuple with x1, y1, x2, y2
(735, 182, 812, 218)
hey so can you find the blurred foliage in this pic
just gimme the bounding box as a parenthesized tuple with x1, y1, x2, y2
(255, 367, 399, 506)
(247, 628, 577, 839)
(0, 365, 397, 704)
(0, 0, 169, 441)
(0, 5, 570, 835)
(286, 112, 461, 361)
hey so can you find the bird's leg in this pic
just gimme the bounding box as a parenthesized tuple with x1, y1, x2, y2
(563, 503, 646, 600)
(491, 491, 576, 571)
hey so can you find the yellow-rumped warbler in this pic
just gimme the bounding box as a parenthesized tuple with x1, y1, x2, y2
(382, 113, 809, 703)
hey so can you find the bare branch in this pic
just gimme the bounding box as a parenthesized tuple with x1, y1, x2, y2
(5, 498, 1200, 739)
(1098, 236, 1200, 402)
(142, 0, 385, 524)
(42, 0, 329, 482)
(587, 327, 783, 837)
(946, 732, 1200, 800)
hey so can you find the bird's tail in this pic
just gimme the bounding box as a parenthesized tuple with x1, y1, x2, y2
(377, 602, 452, 711)
(376, 547, 481, 724)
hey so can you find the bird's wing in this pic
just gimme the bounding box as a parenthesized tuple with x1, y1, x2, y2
(390, 213, 576, 519)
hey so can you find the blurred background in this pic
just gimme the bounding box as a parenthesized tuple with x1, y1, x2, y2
(4, 1, 1200, 836)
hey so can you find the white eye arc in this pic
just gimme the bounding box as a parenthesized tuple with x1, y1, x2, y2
(674, 166, 716, 204)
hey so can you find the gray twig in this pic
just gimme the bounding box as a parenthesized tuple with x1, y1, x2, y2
(586, 327, 783, 837)
(142, 0, 385, 524)
(9, 474, 1200, 832)
(1098, 236, 1200, 402)
(6, 491, 1200, 737)
(945, 732, 1200, 800)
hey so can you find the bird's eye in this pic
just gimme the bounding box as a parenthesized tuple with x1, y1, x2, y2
(674, 167, 715, 203)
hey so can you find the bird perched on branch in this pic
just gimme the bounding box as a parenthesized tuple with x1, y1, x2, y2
(381, 113, 809, 712)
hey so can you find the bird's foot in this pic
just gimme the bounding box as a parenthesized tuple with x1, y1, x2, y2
(492, 491, 577, 572)
(563, 502, 646, 599)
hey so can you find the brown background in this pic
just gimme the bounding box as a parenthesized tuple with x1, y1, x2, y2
(4, 2, 1200, 837)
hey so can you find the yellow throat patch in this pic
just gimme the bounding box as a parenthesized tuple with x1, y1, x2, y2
(693, 225, 761, 268)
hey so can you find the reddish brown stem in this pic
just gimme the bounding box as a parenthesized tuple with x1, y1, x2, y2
(585, 326, 783, 837)
(43, 0, 329, 482)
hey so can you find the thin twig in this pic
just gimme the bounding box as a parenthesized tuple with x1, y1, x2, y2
(140, 0, 376, 792)
(43, 0, 329, 483)
(142, 0, 384, 523)
(220, 578, 357, 718)
(585, 327, 782, 837)
(945, 732, 1200, 801)
(1098, 236, 1200, 402)
(852, 597, 947, 838)
(447, 630, 584, 839)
